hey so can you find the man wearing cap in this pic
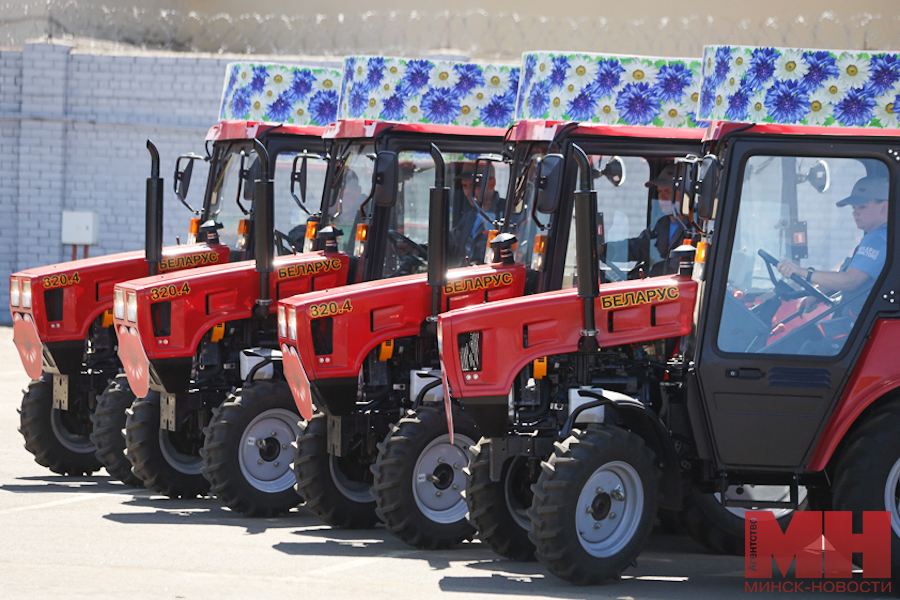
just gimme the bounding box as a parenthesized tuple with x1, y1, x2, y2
(777, 175, 888, 295)
(602, 163, 689, 277)
(450, 162, 500, 265)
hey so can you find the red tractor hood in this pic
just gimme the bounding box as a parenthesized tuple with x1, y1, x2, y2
(114, 251, 349, 397)
(11, 243, 229, 379)
(279, 262, 527, 419)
(439, 275, 698, 400)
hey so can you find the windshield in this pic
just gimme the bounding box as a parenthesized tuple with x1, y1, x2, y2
(273, 151, 329, 250)
(205, 143, 253, 249)
(326, 143, 375, 255)
(717, 155, 889, 356)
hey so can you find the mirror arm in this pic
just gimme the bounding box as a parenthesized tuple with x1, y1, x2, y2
(234, 151, 250, 216)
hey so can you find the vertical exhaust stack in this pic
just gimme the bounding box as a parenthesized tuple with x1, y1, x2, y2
(253, 139, 274, 318)
(572, 144, 599, 353)
(427, 143, 449, 326)
(145, 140, 164, 276)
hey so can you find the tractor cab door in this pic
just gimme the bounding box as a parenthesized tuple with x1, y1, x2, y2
(692, 137, 898, 469)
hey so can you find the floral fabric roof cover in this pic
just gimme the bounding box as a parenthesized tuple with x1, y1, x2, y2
(338, 56, 520, 128)
(697, 45, 900, 128)
(219, 62, 343, 126)
(516, 52, 703, 128)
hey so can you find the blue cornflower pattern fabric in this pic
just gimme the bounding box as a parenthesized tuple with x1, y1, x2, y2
(516, 52, 702, 128)
(337, 56, 519, 128)
(697, 45, 900, 128)
(219, 62, 342, 126)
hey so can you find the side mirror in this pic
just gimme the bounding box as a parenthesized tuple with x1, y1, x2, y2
(598, 156, 626, 187)
(696, 155, 721, 220)
(372, 151, 399, 208)
(535, 153, 564, 214)
(242, 155, 260, 201)
(800, 159, 830, 194)
(677, 161, 694, 217)
(174, 153, 204, 214)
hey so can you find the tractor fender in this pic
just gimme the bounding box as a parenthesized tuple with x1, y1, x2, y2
(612, 402, 682, 511)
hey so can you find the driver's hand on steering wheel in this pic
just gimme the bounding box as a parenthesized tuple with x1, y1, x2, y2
(776, 260, 804, 280)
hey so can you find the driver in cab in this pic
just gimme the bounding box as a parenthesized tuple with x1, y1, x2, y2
(777, 175, 888, 297)
(601, 163, 690, 277)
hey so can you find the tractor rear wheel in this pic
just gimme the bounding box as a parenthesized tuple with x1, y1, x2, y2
(124, 395, 209, 498)
(528, 425, 659, 585)
(201, 380, 303, 517)
(832, 401, 900, 578)
(464, 437, 537, 561)
(372, 403, 477, 549)
(681, 483, 803, 556)
(90, 375, 143, 487)
(18, 374, 101, 476)
(292, 413, 379, 529)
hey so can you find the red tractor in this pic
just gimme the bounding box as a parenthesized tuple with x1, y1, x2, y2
(438, 45, 900, 584)
(111, 56, 521, 514)
(10, 60, 335, 483)
(278, 52, 707, 548)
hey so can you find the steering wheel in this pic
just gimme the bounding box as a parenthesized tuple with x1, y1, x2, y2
(388, 230, 428, 259)
(274, 229, 298, 256)
(758, 249, 833, 306)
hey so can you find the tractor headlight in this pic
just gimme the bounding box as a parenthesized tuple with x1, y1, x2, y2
(114, 289, 125, 320)
(126, 291, 137, 323)
(10, 278, 19, 307)
(21, 279, 31, 309)
(278, 305, 287, 338)
(287, 307, 297, 341)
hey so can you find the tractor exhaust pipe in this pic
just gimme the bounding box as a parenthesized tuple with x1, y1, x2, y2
(426, 144, 449, 327)
(145, 140, 164, 276)
(253, 139, 274, 318)
(572, 144, 599, 352)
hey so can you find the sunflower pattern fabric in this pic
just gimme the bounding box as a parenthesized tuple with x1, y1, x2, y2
(516, 52, 703, 128)
(338, 56, 520, 128)
(218, 62, 343, 126)
(697, 45, 900, 128)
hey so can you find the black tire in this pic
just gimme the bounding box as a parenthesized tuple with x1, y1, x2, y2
(681, 483, 803, 556)
(528, 425, 660, 585)
(18, 374, 101, 476)
(292, 413, 379, 528)
(832, 401, 900, 578)
(371, 403, 478, 549)
(90, 375, 143, 487)
(124, 394, 209, 498)
(201, 380, 303, 517)
(464, 437, 538, 561)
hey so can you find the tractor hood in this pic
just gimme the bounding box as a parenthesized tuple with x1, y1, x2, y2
(11, 243, 229, 379)
(114, 250, 349, 397)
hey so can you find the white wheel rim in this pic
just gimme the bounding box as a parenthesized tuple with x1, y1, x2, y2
(884, 456, 900, 538)
(329, 453, 374, 503)
(159, 429, 204, 475)
(411, 433, 475, 524)
(715, 485, 807, 520)
(50, 408, 95, 453)
(504, 456, 532, 531)
(238, 409, 302, 493)
(575, 461, 644, 558)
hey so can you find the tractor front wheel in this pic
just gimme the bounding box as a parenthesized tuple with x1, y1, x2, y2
(201, 380, 303, 517)
(90, 375, 143, 487)
(372, 403, 477, 549)
(528, 425, 659, 585)
(18, 374, 101, 476)
(464, 437, 538, 561)
(124, 395, 209, 498)
(292, 413, 379, 529)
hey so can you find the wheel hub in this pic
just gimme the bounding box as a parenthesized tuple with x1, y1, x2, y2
(238, 409, 301, 492)
(575, 461, 643, 557)
(412, 433, 474, 524)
